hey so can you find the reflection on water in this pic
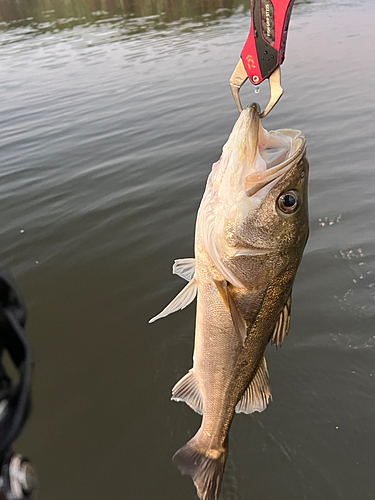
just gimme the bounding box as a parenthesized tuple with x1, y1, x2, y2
(0, 0, 248, 31)
(0, 0, 318, 35)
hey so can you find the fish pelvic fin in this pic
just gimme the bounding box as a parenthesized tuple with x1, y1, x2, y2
(171, 369, 203, 415)
(214, 280, 247, 345)
(148, 278, 197, 323)
(173, 258, 195, 282)
(173, 436, 228, 500)
(271, 294, 292, 347)
(235, 356, 272, 414)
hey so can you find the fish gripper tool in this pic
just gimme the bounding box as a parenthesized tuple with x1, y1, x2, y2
(230, 0, 295, 118)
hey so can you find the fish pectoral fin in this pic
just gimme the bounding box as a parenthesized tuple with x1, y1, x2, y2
(148, 279, 198, 323)
(173, 258, 196, 282)
(171, 369, 203, 415)
(271, 294, 292, 347)
(235, 357, 272, 414)
(214, 280, 247, 345)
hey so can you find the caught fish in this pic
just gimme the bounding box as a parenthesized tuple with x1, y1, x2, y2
(150, 103, 309, 500)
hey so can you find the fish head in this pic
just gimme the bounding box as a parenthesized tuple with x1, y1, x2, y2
(201, 104, 309, 290)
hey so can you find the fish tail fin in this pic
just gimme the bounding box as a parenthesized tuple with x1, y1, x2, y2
(173, 436, 228, 500)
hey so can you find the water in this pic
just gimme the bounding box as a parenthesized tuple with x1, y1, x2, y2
(1, 0, 375, 498)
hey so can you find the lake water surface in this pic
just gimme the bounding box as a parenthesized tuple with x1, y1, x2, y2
(1, 0, 375, 498)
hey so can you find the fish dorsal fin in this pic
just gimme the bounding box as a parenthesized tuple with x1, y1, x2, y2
(271, 294, 292, 347)
(171, 369, 203, 415)
(149, 279, 197, 323)
(235, 357, 272, 414)
(173, 258, 196, 282)
(214, 280, 247, 345)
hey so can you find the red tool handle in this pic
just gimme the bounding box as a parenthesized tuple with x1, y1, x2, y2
(241, 0, 295, 84)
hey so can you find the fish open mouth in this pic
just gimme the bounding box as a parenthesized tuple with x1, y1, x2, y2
(243, 107, 305, 198)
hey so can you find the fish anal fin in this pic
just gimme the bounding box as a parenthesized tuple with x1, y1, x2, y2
(149, 279, 197, 323)
(171, 369, 203, 415)
(173, 258, 195, 282)
(214, 280, 247, 345)
(235, 357, 272, 414)
(271, 294, 292, 347)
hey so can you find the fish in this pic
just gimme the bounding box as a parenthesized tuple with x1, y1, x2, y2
(149, 103, 309, 500)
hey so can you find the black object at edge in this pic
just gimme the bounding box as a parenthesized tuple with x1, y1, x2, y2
(0, 267, 32, 457)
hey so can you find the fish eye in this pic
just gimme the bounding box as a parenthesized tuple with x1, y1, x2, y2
(277, 190, 301, 215)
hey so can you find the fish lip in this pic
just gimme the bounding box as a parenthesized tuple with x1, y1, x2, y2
(246, 138, 306, 198)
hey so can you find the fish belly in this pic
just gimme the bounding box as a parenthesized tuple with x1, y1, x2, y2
(192, 231, 254, 449)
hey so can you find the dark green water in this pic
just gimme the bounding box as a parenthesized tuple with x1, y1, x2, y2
(1, 0, 375, 498)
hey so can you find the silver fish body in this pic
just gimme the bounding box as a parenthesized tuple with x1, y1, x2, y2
(150, 104, 309, 500)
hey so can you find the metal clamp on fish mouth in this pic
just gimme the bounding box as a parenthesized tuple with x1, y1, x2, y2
(230, 0, 295, 118)
(230, 63, 283, 118)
